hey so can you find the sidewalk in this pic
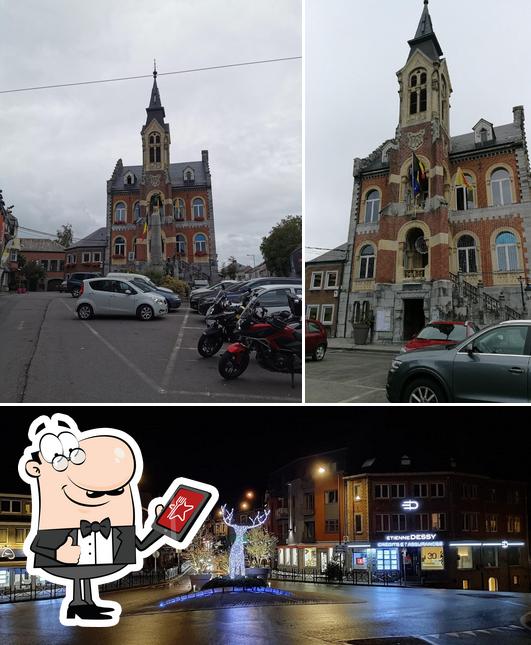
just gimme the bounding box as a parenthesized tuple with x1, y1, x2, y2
(327, 337, 402, 354)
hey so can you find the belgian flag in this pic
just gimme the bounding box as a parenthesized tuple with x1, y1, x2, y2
(411, 153, 428, 196)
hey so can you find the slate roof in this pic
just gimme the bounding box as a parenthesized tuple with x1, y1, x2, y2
(67, 227, 107, 250)
(19, 238, 65, 253)
(306, 243, 348, 265)
(110, 161, 207, 190)
(359, 122, 522, 174)
(407, 1, 443, 62)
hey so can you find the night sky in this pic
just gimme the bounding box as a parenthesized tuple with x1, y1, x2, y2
(2, 406, 530, 506)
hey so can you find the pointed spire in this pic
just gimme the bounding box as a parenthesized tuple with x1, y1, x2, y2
(408, 0, 443, 61)
(145, 60, 166, 126)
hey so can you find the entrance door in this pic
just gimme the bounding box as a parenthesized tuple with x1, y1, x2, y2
(403, 299, 425, 340)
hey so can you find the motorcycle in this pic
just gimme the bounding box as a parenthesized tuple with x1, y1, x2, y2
(197, 290, 243, 357)
(218, 293, 302, 386)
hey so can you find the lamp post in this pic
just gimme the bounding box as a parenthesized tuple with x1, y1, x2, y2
(246, 254, 256, 268)
(518, 275, 527, 313)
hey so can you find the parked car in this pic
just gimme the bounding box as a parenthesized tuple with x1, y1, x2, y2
(67, 272, 101, 297)
(125, 277, 181, 311)
(241, 284, 303, 317)
(76, 278, 168, 321)
(106, 272, 174, 295)
(387, 320, 531, 403)
(59, 279, 68, 293)
(192, 279, 209, 289)
(305, 319, 328, 361)
(197, 277, 302, 315)
(400, 320, 480, 353)
(190, 280, 239, 310)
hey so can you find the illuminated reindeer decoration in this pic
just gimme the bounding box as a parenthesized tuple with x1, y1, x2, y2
(221, 505, 270, 578)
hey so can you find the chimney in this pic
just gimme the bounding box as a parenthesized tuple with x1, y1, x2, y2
(513, 105, 525, 129)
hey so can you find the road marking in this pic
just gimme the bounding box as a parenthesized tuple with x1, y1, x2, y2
(161, 308, 190, 390)
(164, 388, 299, 402)
(339, 386, 387, 403)
(17, 320, 24, 330)
(183, 325, 205, 330)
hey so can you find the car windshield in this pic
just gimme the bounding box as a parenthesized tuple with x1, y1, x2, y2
(225, 282, 244, 292)
(416, 323, 467, 341)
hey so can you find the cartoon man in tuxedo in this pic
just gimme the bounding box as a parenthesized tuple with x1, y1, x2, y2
(19, 413, 217, 627)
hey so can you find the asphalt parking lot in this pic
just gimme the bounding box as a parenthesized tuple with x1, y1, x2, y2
(305, 349, 393, 403)
(0, 292, 301, 403)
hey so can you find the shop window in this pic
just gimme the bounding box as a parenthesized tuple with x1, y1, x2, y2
(457, 547, 474, 569)
(278, 549, 284, 565)
(376, 548, 399, 571)
(488, 577, 498, 592)
(352, 551, 368, 569)
(304, 548, 316, 568)
(291, 549, 298, 567)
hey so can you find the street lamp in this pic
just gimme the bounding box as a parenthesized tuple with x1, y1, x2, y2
(245, 491, 255, 500)
(246, 254, 256, 268)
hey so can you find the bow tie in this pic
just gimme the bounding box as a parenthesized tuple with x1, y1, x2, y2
(80, 518, 111, 539)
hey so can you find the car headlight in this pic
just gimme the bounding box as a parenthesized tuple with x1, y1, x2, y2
(154, 298, 166, 305)
(390, 358, 403, 371)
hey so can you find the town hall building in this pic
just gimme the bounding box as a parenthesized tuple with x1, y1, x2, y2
(105, 68, 218, 281)
(337, 1, 531, 342)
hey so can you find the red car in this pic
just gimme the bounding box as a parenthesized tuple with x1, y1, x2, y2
(306, 319, 328, 361)
(401, 320, 480, 353)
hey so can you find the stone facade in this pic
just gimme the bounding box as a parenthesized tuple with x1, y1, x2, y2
(337, 2, 531, 342)
(105, 71, 218, 283)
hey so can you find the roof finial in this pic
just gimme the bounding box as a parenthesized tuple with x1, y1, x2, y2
(153, 58, 157, 79)
(424, 0, 429, 5)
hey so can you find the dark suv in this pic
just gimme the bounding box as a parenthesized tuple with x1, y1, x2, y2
(67, 272, 101, 297)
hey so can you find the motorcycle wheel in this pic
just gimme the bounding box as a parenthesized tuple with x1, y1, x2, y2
(197, 333, 224, 358)
(218, 350, 250, 380)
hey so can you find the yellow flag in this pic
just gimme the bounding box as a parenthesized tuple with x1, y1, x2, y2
(455, 167, 470, 188)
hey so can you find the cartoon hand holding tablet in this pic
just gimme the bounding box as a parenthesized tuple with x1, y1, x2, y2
(18, 413, 218, 628)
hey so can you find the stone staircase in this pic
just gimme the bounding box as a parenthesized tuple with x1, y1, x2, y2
(449, 272, 522, 325)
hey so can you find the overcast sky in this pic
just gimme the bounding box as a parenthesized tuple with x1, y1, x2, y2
(306, 0, 531, 260)
(0, 0, 301, 269)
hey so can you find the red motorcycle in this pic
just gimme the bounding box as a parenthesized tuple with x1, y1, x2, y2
(218, 294, 302, 386)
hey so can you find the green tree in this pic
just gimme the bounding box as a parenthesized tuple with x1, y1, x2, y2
(56, 224, 74, 248)
(260, 215, 302, 276)
(20, 256, 45, 291)
(245, 526, 278, 567)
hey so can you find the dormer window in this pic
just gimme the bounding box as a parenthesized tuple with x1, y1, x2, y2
(124, 172, 136, 186)
(409, 69, 427, 115)
(184, 168, 195, 184)
(473, 119, 494, 145)
(149, 133, 161, 163)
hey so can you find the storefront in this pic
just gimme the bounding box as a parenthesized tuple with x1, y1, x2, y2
(277, 544, 336, 572)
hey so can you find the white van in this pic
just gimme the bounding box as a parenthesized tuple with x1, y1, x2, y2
(106, 272, 173, 294)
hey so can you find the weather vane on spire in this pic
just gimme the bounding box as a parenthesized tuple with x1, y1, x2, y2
(153, 58, 157, 79)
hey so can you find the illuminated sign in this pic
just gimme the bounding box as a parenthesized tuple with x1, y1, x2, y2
(421, 546, 444, 570)
(401, 500, 420, 511)
(385, 533, 437, 542)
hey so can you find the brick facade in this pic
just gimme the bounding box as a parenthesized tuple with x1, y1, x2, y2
(337, 4, 531, 342)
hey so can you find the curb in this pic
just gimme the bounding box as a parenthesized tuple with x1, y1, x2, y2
(329, 346, 400, 355)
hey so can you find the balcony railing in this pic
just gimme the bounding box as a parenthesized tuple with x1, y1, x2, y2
(404, 268, 425, 280)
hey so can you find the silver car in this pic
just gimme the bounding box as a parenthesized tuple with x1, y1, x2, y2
(76, 278, 168, 321)
(241, 284, 303, 317)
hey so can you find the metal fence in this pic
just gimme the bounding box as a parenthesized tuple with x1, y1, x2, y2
(0, 567, 182, 604)
(270, 568, 403, 587)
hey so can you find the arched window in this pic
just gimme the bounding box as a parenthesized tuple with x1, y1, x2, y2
(409, 69, 427, 115)
(495, 231, 519, 271)
(365, 190, 380, 223)
(115, 202, 126, 223)
(456, 173, 475, 211)
(194, 234, 207, 254)
(491, 168, 512, 206)
(174, 198, 185, 220)
(359, 245, 375, 279)
(149, 133, 161, 163)
(192, 198, 205, 219)
(133, 202, 141, 222)
(114, 237, 126, 256)
(184, 168, 195, 183)
(176, 235, 186, 254)
(457, 235, 478, 273)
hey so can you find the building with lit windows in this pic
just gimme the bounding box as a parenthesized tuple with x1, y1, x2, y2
(105, 68, 218, 282)
(0, 492, 34, 593)
(269, 453, 530, 592)
(337, 1, 531, 342)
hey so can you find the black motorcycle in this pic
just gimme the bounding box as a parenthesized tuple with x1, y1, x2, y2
(197, 291, 244, 357)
